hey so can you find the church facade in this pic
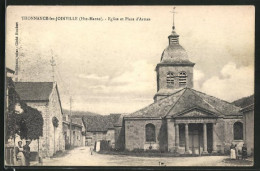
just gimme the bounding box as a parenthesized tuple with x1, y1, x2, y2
(124, 18, 245, 155)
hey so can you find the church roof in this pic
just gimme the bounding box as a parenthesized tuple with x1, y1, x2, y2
(125, 88, 241, 119)
(160, 44, 194, 65)
(14, 82, 54, 101)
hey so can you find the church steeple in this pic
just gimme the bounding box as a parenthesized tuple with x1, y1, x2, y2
(154, 7, 195, 102)
(168, 7, 179, 45)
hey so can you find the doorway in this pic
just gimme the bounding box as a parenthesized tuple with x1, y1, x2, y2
(188, 123, 203, 155)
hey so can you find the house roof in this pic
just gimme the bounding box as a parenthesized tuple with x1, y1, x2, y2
(63, 121, 82, 127)
(6, 67, 15, 74)
(125, 88, 241, 119)
(71, 118, 83, 125)
(14, 82, 54, 101)
(82, 114, 122, 132)
(232, 95, 254, 108)
(232, 95, 254, 113)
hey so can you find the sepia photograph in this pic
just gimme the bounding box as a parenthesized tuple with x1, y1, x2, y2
(5, 6, 254, 167)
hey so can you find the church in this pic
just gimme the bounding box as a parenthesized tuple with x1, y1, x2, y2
(123, 14, 246, 155)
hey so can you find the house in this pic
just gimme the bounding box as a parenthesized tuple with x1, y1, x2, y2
(123, 15, 249, 155)
(82, 114, 124, 150)
(62, 114, 85, 149)
(233, 95, 254, 155)
(14, 82, 65, 158)
(5, 68, 18, 165)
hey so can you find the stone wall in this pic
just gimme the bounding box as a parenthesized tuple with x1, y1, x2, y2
(106, 129, 115, 148)
(25, 85, 65, 158)
(71, 125, 83, 147)
(244, 110, 254, 155)
(157, 66, 194, 91)
(167, 118, 175, 152)
(124, 117, 243, 154)
(114, 126, 125, 150)
(214, 119, 225, 153)
(222, 118, 244, 153)
(124, 119, 167, 151)
(47, 85, 65, 156)
(63, 123, 70, 148)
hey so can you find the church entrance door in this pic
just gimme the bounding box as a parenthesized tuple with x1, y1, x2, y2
(188, 124, 202, 155)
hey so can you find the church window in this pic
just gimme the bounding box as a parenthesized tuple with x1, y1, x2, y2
(145, 123, 156, 142)
(166, 72, 174, 87)
(233, 122, 243, 140)
(179, 71, 187, 86)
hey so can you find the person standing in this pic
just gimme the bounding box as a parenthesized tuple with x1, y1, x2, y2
(90, 147, 93, 155)
(23, 140, 31, 166)
(15, 141, 25, 166)
(234, 144, 239, 159)
(242, 144, 247, 160)
(230, 144, 236, 160)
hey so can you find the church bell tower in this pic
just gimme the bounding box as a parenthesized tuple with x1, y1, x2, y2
(154, 8, 195, 101)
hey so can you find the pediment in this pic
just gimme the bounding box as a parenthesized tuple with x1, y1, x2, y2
(173, 108, 218, 118)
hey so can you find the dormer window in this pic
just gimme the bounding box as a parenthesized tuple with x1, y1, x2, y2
(167, 72, 174, 87)
(179, 71, 187, 86)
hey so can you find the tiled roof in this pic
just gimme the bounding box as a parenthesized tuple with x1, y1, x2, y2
(14, 82, 54, 101)
(126, 88, 241, 118)
(192, 89, 242, 116)
(125, 89, 186, 118)
(232, 95, 254, 108)
(82, 114, 122, 132)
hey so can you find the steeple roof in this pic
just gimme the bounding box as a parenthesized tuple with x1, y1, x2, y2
(159, 8, 194, 65)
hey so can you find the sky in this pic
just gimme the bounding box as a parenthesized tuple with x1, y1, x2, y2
(6, 6, 255, 115)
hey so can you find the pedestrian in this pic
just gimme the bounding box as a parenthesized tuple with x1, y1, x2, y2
(15, 141, 26, 166)
(230, 144, 236, 160)
(90, 147, 93, 155)
(23, 140, 31, 166)
(242, 144, 247, 160)
(234, 144, 239, 159)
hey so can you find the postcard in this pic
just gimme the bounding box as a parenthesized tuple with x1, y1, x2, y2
(5, 6, 254, 167)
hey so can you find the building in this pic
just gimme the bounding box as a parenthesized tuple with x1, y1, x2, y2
(63, 114, 85, 149)
(82, 114, 124, 150)
(233, 95, 254, 156)
(5, 68, 18, 165)
(14, 82, 65, 158)
(123, 16, 249, 155)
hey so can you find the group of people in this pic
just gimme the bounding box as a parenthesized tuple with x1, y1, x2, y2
(230, 143, 247, 160)
(15, 140, 31, 166)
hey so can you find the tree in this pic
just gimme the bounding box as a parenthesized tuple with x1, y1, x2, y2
(6, 77, 43, 141)
(18, 105, 44, 140)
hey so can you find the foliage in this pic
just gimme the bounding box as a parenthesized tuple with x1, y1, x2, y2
(52, 116, 59, 127)
(19, 105, 44, 140)
(6, 77, 44, 140)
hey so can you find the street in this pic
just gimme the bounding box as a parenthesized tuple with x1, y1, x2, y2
(36, 146, 251, 166)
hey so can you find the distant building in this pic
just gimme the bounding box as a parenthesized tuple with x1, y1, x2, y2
(82, 114, 124, 150)
(233, 95, 254, 155)
(14, 82, 65, 158)
(63, 114, 85, 149)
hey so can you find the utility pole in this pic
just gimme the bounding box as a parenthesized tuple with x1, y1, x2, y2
(50, 50, 56, 82)
(69, 96, 72, 149)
